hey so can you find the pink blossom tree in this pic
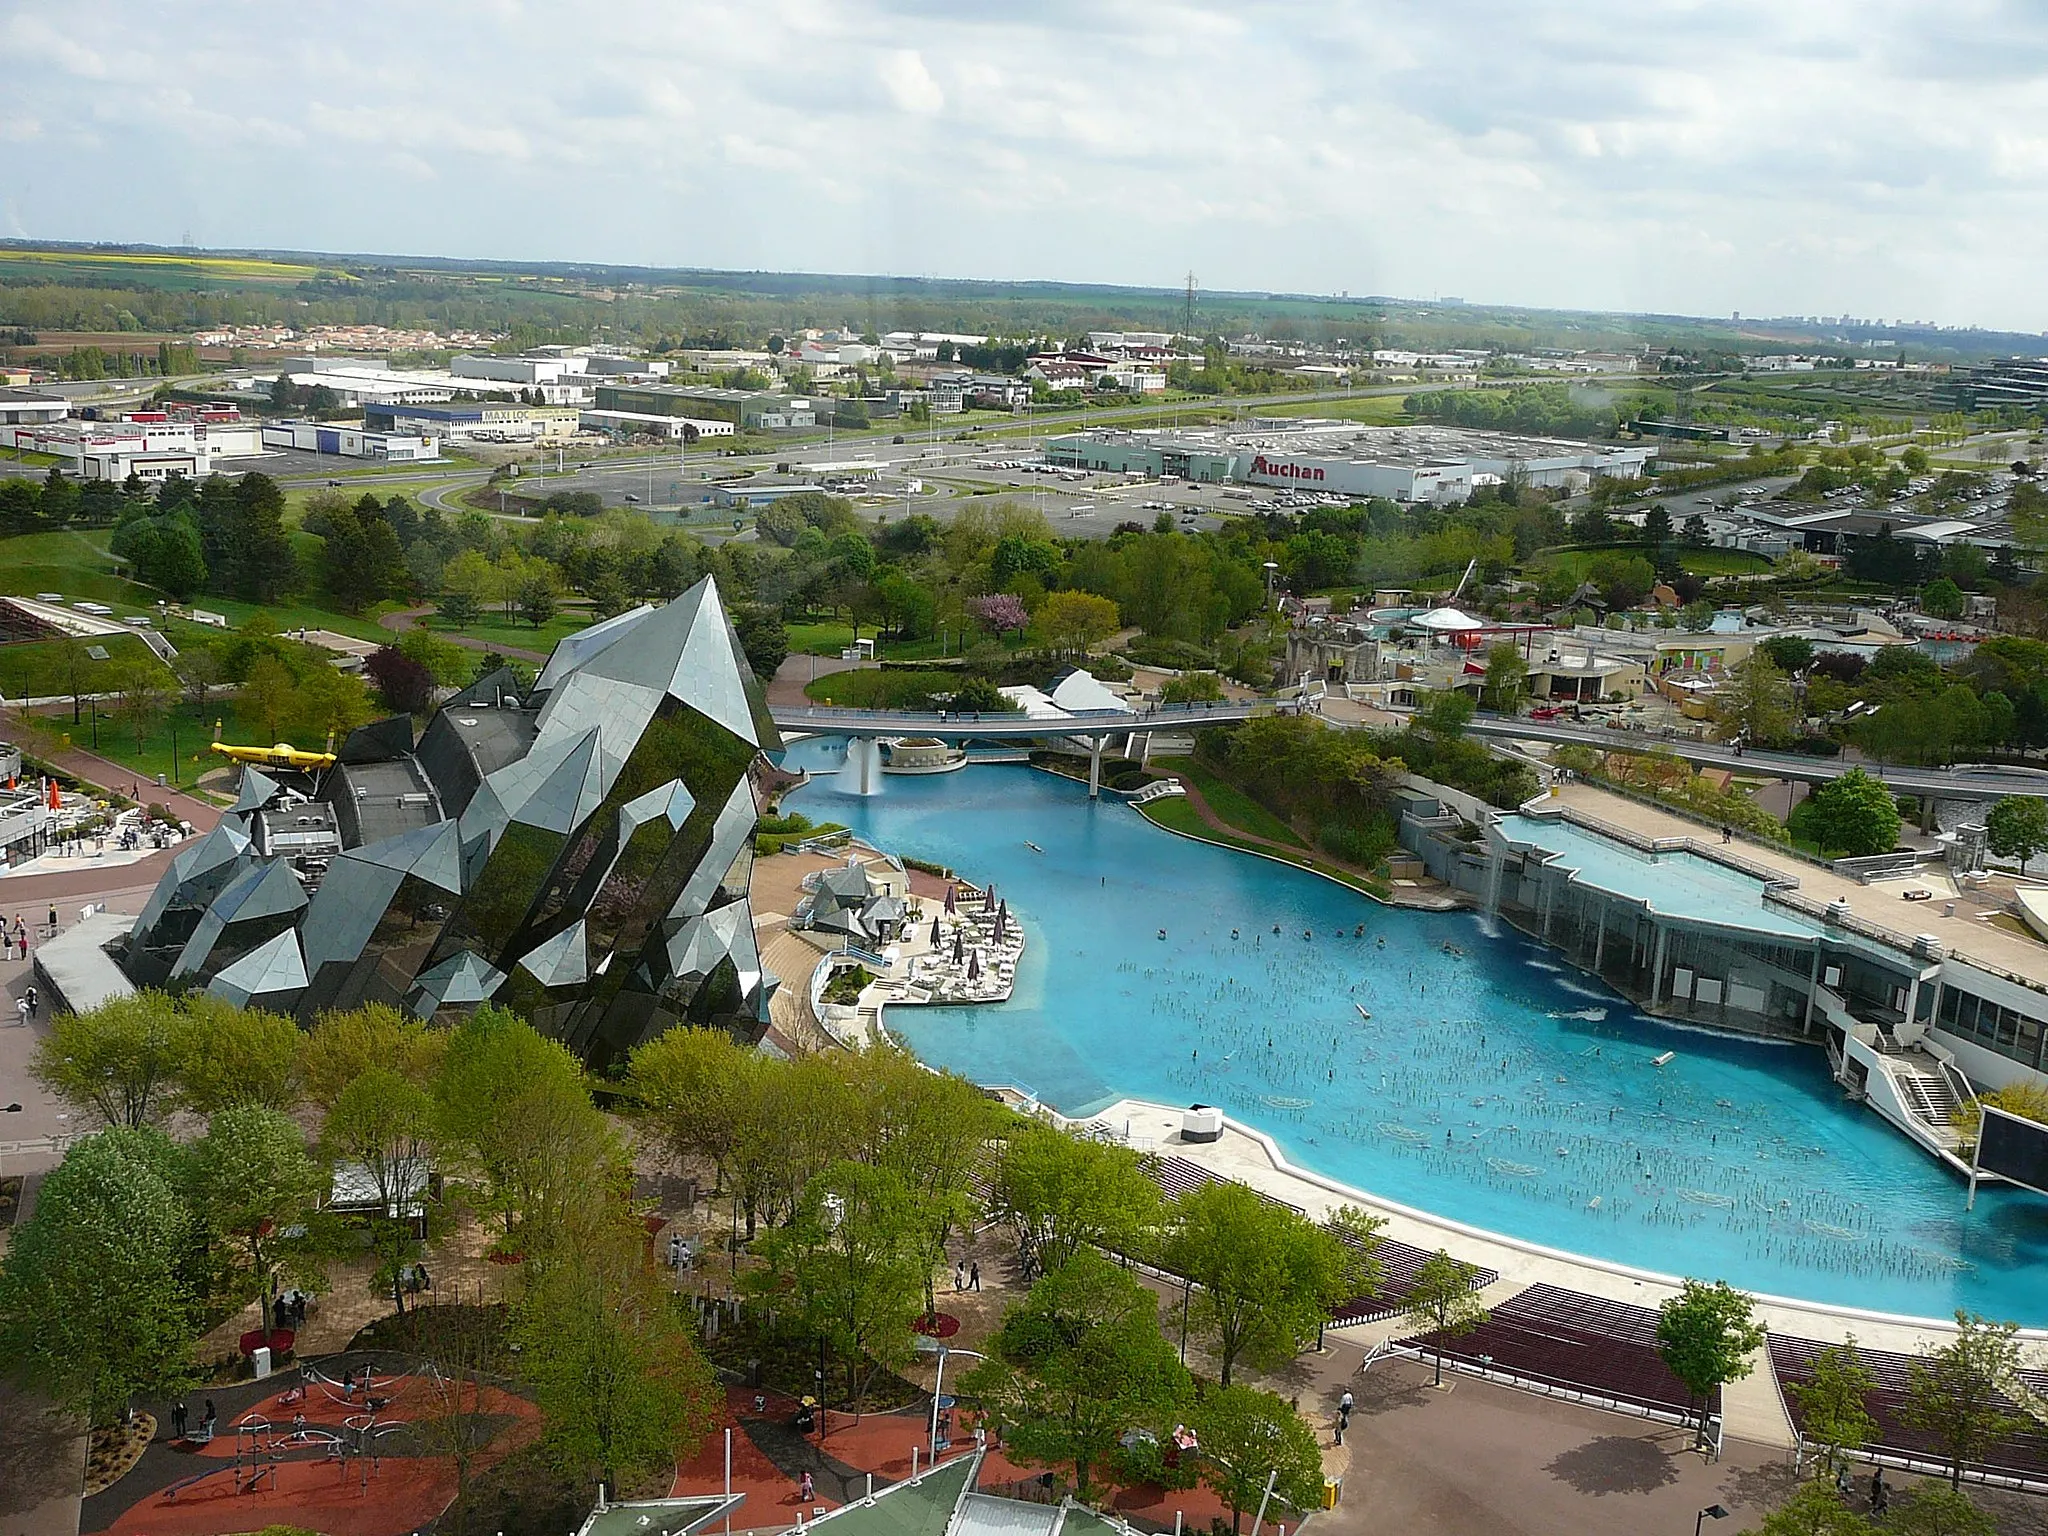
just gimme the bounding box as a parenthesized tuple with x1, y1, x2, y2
(968, 593, 1029, 643)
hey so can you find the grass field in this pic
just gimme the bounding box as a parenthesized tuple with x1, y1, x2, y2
(0, 246, 334, 287)
(805, 669, 967, 708)
(1154, 757, 1307, 847)
(0, 529, 169, 608)
(785, 619, 949, 662)
(1135, 795, 1382, 896)
(1259, 394, 1411, 426)
(428, 611, 591, 653)
(34, 697, 259, 792)
(0, 631, 176, 704)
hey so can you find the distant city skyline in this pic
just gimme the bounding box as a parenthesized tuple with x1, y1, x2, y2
(8, 1, 2048, 332)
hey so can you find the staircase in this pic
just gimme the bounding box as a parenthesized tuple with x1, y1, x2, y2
(1129, 779, 1187, 806)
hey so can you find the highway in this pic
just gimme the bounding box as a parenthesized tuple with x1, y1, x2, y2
(1455, 710, 2048, 799)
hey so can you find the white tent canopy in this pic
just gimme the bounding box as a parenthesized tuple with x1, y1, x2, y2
(1412, 606, 1485, 632)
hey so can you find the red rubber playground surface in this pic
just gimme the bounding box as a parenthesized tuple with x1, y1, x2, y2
(84, 1363, 542, 1536)
(671, 1387, 1234, 1534)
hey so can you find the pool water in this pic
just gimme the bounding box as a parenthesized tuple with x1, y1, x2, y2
(780, 741, 2048, 1323)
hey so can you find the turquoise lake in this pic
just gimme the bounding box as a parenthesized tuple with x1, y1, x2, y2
(781, 740, 2048, 1323)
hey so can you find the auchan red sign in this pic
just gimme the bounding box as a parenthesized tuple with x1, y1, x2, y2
(1249, 454, 1325, 482)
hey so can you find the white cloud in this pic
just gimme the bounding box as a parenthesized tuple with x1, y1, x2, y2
(877, 49, 944, 114)
(3, 1, 2048, 327)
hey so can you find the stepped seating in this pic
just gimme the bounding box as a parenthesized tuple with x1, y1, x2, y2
(1393, 1283, 1709, 1420)
(1144, 1154, 1303, 1213)
(1328, 1231, 1499, 1325)
(1772, 1335, 2048, 1485)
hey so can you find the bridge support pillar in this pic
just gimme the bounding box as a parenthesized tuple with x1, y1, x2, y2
(1136, 732, 1152, 768)
(1088, 736, 1104, 798)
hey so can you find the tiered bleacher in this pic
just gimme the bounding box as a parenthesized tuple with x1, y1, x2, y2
(1144, 1154, 1303, 1213)
(1328, 1228, 1498, 1325)
(1772, 1335, 2048, 1488)
(1393, 1283, 1707, 1421)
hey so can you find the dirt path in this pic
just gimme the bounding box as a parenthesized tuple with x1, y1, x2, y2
(376, 605, 550, 665)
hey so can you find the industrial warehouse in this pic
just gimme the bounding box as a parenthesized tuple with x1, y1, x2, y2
(1045, 422, 1656, 502)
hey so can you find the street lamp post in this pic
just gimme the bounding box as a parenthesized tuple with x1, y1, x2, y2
(922, 1342, 986, 1457)
(1695, 1505, 1730, 1536)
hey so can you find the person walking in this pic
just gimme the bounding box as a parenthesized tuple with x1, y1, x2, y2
(1870, 1468, 1888, 1516)
(14, 997, 27, 1028)
(954, 1262, 966, 1293)
(799, 1471, 814, 1504)
(47, 905, 57, 937)
(23, 986, 36, 1019)
(170, 1400, 187, 1440)
(968, 1261, 980, 1291)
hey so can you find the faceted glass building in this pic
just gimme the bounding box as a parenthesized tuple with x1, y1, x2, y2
(122, 576, 782, 1068)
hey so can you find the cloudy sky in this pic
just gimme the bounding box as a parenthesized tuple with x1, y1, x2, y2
(7, 0, 2048, 330)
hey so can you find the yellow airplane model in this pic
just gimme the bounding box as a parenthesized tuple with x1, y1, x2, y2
(210, 722, 337, 770)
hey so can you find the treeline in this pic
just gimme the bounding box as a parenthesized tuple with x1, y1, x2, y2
(1406, 381, 1617, 438)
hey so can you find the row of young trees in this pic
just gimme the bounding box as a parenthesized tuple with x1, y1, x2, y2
(1, 994, 719, 1497)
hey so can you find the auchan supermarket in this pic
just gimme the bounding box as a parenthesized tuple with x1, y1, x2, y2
(1045, 422, 1655, 503)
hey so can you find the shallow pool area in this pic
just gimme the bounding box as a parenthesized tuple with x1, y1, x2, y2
(780, 739, 2048, 1323)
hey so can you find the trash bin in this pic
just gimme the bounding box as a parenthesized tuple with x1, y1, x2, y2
(1322, 1478, 1341, 1509)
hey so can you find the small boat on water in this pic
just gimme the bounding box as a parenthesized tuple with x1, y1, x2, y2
(1355, 1004, 1373, 1021)
(1652, 1050, 1676, 1068)
(1024, 841, 1044, 853)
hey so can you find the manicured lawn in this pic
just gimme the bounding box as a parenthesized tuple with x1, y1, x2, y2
(184, 597, 394, 644)
(785, 619, 952, 662)
(28, 696, 254, 792)
(1677, 548, 1773, 576)
(1155, 757, 1308, 847)
(428, 610, 593, 653)
(1260, 394, 1410, 425)
(0, 631, 176, 704)
(1135, 795, 1383, 896)
(0, 528, 166, 608)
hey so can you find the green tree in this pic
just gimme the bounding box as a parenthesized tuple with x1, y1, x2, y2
(1985, 795, 2048, 872)
(238, 654, 299, 743)
(515, 1208, 721, 1495)
(1758, 636, 1814, 674)
(30, 992, 187, 1127)
(960, 1249, 1190, 1494)
(1415, 688, 1475, 741)
(1031, 590, 1121, 656)
(1162, 1182, 1378, 1385)
(301, 1002, 447, 1110)
(1787, 1339, 1876, 1481)
(1716, 654, 1799, 747)
(1682, 599, 1717, 632)
(434, 1007, 619, 1249)
(321, 1067, 438, 1316)
(1902, 1312, 2028, 1490)
(747, 1160, 929, 1408)
(191, 1106, 325, 1309)
(517, 568, 560, 628)
(1921, 578, 1965, 620)
(1401, 1250, 1489, 1387)
(1738, 1479, 1872, 1536)
(733, 605, 790, 680)
(1656, 1279, 1767, 1448)
(1480, 641, 1530, 714)
(993, 1123, 1165, 1277)
(111, 659, 173, 755)
(628, 1025, 764, 1202)
(321, 505, 405, 613)
(1160, 671, 1225, 705)
(950, 675, 1020, 714)
(0, 1129, 195, 1426)
(1887, 1483, 1996, 1536)
(1190, 1384, 1326, 1534)
(174, 995, 304, 1114)
(1805, 768, 1902, 858)
(1642, 503, 1673, 547)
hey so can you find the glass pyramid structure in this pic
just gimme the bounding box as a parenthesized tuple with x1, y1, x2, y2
(121, 576, 783, 1069)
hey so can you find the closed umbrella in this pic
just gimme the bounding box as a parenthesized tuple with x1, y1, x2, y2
(967, 950, 981, 982)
